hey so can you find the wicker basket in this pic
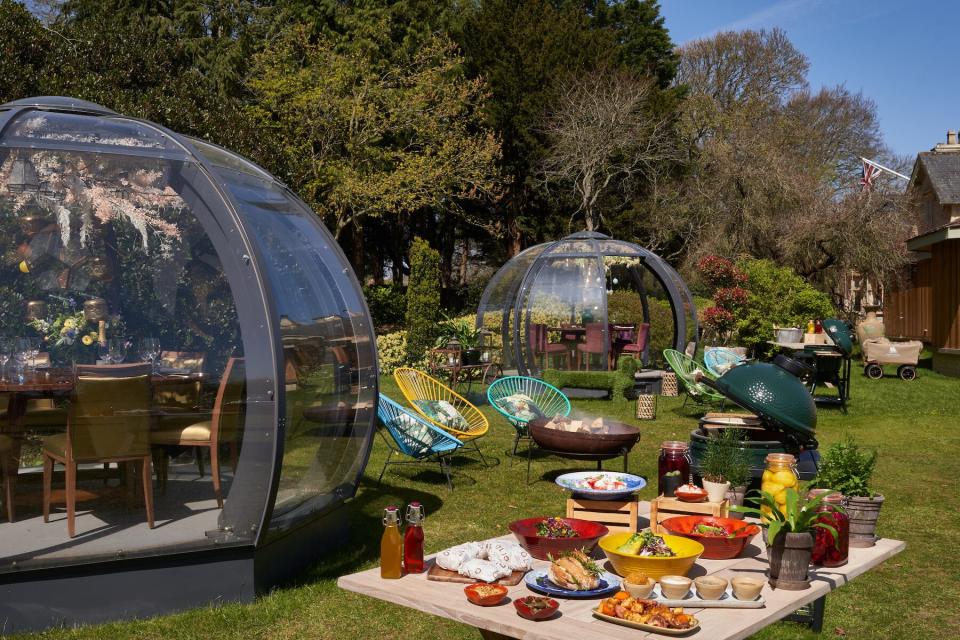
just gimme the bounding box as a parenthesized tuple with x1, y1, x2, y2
(661, 371, 679, 396)
(636, 394, 657, 420)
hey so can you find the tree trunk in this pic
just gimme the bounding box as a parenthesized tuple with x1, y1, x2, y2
(351, 224, 365, 283)
(458, 238, 470, 286)
(439, 219, 455, 289)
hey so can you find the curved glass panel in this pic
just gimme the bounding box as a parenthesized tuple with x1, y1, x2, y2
(0, 147, 261, 573)
(477, 232, 697, 376)
(220, 170, 376, 533)
(5, 111, 177, 151)
(188, 138, 273, 180)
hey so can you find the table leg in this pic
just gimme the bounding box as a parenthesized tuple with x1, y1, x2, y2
(810, 594, 826, 632)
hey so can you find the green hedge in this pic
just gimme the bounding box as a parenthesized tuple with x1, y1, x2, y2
(542, 357, 640, 399)
(405, 237, 442, 361)
(364, 285, 407, 329)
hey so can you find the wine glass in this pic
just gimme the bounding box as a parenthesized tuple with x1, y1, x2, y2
(138, 337, 160, 372)
(28, 337, 41, 370)
(107, 338, 127, 364)
(13, 337, 31, 382)
(0, 336, 12, 383)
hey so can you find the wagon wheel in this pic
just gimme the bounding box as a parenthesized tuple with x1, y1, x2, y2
(897, 365, 917, 381)
(865, 363, 884, 380)
(482, 363, 503, 386)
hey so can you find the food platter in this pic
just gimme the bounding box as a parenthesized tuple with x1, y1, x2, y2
(524, 569, 622, 599)
(592, 609, 701, 635)
(644, 583, 765, 609)
(554, 472, 646, 500)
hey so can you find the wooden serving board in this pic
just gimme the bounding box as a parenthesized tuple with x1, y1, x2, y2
(425, 560, 526, 586)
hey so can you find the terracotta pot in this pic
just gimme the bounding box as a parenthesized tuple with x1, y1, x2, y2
(703, 478, 730, 503)
(767, 531, 813, 590)
(726, 485, 747, 519)
(846, 494, 884, 548)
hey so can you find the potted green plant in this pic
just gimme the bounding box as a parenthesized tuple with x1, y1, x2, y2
(699, 428, 751, 504)
(811, 436, 882, 547)
(435, 318, 483, 365)
(734, 488, 838, 590)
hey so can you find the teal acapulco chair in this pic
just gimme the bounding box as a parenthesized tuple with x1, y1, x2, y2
(663, 348, 727, 410)
(703, 347, 747, 378)
(376, 393, 463, 489)
(487, 376, 571, 457)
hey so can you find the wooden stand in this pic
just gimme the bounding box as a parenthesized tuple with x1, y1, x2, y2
(566, 498, 638, 533)
(649, 496, 729, 534)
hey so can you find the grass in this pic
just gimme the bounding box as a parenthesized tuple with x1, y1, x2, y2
(18, 365, 960, 639)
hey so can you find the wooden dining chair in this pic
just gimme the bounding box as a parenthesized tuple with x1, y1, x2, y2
(530, 323, 568, 370)
(0, 433, 15, 522)
(151, 357, 244, 508)
(576, 322, 607, 370)
(42, 363, 155, 538)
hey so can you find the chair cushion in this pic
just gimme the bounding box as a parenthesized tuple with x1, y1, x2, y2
(494, 393, 544, 422)
(42, 433, 68, 458)
(391, 413, 439, 455)
(413, 399, 469, 431)
(151, 420, 213, 444)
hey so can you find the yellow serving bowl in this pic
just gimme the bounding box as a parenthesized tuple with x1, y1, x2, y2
(598, 532, 704, 580)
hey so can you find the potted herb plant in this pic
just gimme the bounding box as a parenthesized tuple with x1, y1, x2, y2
(812, 436, 882, 547)
(435, 318, 483, 365)
(699, 428, 751, 504)
(734, 488, 838, 590)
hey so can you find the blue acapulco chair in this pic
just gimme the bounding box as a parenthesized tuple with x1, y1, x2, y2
(376, 393, 463, 490)
(703, 347, 747, 378)
(486, 376, 571, 457)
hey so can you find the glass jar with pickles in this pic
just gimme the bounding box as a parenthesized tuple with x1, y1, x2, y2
(658, 441, 691, 497)
(761, 453, 800, 519)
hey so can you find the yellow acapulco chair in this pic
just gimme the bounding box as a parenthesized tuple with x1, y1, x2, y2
(393, 367, 490, 466)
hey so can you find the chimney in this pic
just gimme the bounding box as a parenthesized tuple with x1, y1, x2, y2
(949, 130, 958, 145)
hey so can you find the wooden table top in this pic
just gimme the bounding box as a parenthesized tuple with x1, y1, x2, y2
(0, 370, 203, 393)
(767, 341, 842, 355)
(338, 501, 904, 640)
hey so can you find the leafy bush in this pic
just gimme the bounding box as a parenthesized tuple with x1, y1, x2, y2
(812, 436, 878, 498)
(405, 237, 442, 361)
(363, 285, 407, 329)
(735, 259, 834, 356)
(376, 330, 408, 375)
(696, 255, 747, 289)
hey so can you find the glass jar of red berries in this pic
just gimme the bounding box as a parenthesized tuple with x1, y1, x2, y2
(810, 490, 849, 568)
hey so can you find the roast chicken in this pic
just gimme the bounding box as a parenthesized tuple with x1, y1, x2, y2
(548, 549, 602, 591)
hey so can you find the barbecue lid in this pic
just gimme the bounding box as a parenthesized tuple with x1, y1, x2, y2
(712, 361, 817, 442)
(821, 318, 854, 356)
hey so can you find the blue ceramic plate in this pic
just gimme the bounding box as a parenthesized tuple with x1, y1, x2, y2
(555, 472, 646, 500)
(524, 569, 621, 599)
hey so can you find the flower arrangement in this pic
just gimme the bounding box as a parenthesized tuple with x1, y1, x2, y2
(30, 311, 100, 364)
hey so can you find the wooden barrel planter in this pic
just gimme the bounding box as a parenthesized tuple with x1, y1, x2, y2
(847, 495, 884, 548)
(767, 531, 814, 590)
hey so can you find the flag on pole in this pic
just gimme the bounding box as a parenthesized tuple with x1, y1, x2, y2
(860, 158, 879, 191)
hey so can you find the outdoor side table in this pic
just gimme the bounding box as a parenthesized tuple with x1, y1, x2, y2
(338, 501, 905, 640)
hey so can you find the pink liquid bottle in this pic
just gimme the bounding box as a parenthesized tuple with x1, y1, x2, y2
(404, 502, 425, 574)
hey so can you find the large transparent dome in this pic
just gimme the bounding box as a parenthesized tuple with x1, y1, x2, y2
(477, 231, 697, 376)
(0, 97, 377, 629)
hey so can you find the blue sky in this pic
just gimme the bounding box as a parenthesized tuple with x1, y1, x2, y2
(660, 0, 960, 158)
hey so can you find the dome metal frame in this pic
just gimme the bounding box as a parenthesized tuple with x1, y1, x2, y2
(477, 231, 697, 376)
(0, 98, 378, 631)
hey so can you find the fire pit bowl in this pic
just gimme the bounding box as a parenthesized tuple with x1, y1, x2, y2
(528, 418, 640, 456)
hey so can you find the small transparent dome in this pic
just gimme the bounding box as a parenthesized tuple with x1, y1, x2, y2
(477, 231, 697, 376)
(0, 97, 376, 622)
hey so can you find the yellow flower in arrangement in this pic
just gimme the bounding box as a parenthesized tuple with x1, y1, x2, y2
(18, 260, 29, 273)
(81, 334, 95, 346)
(63, 318, 77, 329)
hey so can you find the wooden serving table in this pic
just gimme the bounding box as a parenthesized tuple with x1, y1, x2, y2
(338, 501, 904, 640)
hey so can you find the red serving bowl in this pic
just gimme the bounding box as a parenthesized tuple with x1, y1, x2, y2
(508, 517, 609, 560)
(464, 583, 508, 606)
(674, 484, 708, 502)
(659, 516, 761, 560)
(514, 596, 559, 620)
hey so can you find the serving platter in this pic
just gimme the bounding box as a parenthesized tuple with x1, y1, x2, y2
(644, 583, 765, 608)
(592, 609, 701, 636)
(554, 472, 646, 500)
(524, 569, 621, 598)
(426, 561, 525, 586)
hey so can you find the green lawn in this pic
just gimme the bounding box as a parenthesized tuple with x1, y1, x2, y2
(21, 367, 960, 639)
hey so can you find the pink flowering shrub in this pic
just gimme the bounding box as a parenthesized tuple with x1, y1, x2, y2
(696, 255, 747, 289)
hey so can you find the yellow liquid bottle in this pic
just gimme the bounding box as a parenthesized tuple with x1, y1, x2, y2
(380, 506, 403, 579)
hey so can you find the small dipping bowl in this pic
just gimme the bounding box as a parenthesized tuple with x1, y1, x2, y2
(514, 596, 559, 620)
(731, 576, 765, 601)
(464, 583, 508, 607)
(658, 575, 692, 600)
(694, 575, 728, 600)
(622, 574, 656, 599)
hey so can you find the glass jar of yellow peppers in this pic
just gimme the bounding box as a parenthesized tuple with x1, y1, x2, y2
(761, 453, 800, 520)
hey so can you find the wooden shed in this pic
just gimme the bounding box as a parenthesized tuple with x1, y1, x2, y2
(884, 135, 960, 376)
